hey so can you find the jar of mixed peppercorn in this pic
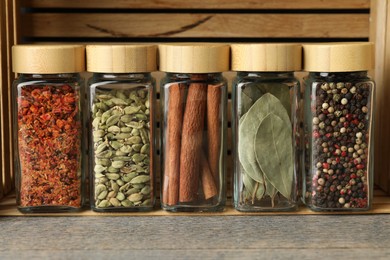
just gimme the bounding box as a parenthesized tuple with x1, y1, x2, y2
(12, 45, 85, 213)
(302, 42, 374, 211)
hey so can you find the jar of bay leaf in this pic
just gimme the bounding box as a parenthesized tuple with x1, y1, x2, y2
(87, 45, 157, 212)
(302, 42, 374, 211)
(12, 45, 85, 213)
(159, 43, 229, 212)
(231, 44, 302, 212)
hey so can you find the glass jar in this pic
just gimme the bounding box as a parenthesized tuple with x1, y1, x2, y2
(159, 43, 229, 212)
(87, 45, 157, 212)
(302, 42, 374, 211)
(12, 45, 85, 213)
(231, 44, 302, 211)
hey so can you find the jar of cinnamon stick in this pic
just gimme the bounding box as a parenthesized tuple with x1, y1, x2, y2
(12, 45, 85, 213)
(87, 45, 157, 212)
(231, 44, 302, 212)
(159, 43, 229, 212)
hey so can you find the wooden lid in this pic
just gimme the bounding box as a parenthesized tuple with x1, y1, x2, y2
(12, 44, 85, 73)
(231, 43, 302, 71)
(303, 42, 374, 72)
(86, 44, 157, 73)
(158, 43, 230, 73)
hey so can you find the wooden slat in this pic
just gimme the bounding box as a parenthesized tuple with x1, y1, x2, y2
(21, 0, 370, 9)
(22, 13, 369, 38)
(370, 0, 390, 194)
(0, 0, 16, 197)
(0, 0, 5, 200)
(1, 192, 390, 216)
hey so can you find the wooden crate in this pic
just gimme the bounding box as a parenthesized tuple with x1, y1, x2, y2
(1, 0, 390, 215)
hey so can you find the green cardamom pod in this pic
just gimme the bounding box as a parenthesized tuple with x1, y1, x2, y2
(124, 106, 141, 115)
(106, 115, 121, 127)
(130, 175, 150, 184)
(111, 160, 125, 169)
(94, 165, 107, 173)
(128, 193, 143, 202)
(106, 173, 120, 180)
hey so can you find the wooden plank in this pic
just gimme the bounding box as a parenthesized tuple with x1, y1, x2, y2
(0, 0, 14, 194)
(1, 193, 390, 216)
(370, 0, 390, 194)
(21, 13, 369, 38)
(2, 249, 390, 260)
(0, 0, 16, 197)
(0, 0, 5, 200)
(21, 0, 370, 10)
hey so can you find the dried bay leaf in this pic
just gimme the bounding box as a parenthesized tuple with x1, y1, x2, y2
(238, 93, 290, 183)
(255, 83, 291, 117)
(264, 175, 278, 207)
(241, 83, 264, 114)
(241, 83, 291, 116)
(254, 113, 293, 199)
(242, 169, 264, 200)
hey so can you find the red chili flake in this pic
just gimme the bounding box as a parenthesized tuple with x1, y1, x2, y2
(17, 85, 82, 208)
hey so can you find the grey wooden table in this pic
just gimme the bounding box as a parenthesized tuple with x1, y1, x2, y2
(1, 215, 390, 259)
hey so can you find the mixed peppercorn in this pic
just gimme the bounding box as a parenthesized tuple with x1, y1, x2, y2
(306, 81, 371, 209)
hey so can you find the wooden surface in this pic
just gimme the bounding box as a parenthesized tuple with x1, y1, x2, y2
(0, 215, 390, 259)
(1, 189, 390, 216)
(21, 0, 370, 9)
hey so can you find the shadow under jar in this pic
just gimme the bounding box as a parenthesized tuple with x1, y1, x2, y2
(12, 45, 85, 213)
(302, 43, 375, 211)
(231, 44, 302, 212)
(159, 43, 229, 212)
(87, 45, 157, 212)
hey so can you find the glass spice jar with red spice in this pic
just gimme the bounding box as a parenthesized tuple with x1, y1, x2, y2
(87, 45, 157, 212)
(12, 45, 85, 213)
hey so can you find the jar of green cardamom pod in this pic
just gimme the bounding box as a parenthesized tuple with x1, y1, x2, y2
(231, 43, 302, 212)
(302, 42, 374, 211)
(87, 45, 157, 212)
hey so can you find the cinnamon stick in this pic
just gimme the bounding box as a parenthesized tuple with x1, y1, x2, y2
(179, 82, 207, 202)
(163, 83, 186, 206)
(201, 153, 218, 199)
(207, 84, 223, 182)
